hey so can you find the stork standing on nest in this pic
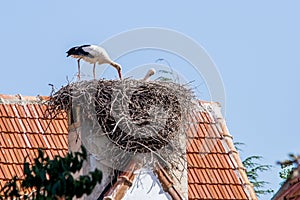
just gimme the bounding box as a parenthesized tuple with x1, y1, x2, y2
(143, 68, 156, 81)
(66, 45, 122, 80)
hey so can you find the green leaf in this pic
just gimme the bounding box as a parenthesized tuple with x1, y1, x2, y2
(1, 146, 102, 199)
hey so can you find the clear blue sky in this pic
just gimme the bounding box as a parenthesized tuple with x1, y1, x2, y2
(1, 1, 300, 199)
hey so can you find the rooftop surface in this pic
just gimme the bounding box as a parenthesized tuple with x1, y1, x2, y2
(0, 94, 256, 199)
(0, 94, 68, 189)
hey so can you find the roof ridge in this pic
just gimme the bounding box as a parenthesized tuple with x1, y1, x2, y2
(154, 162, 184, 200)
(103, 161, 184, 200)
(0, 95, 215, 106)
(103, 161, 138, 200)
(0, 94, 49, 104)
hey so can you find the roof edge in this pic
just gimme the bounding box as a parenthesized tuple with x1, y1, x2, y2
(212, 103, 258, 200)
(154, 162, 184, 200)
(103, 161, 137, 200)
(103, 161, 184, 200)
(0, 94, 49, 104)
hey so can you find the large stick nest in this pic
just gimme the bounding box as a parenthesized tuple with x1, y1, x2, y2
(48, 79, 195, 169)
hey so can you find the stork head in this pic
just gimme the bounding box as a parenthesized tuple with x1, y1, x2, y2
(143, 68, 156, 81)
(66, 47, 78, 57)
(110, 62, 122, 80)
(148, 68, 156, 76)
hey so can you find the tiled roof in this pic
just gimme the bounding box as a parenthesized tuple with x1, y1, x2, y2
(186, 101, 257, 199)
(0, 94, 256, 199)
(0, 94, 68, 189)
(272, 165, 300, 200)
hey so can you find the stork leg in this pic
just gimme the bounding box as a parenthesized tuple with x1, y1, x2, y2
(77, 59, 81, 80)
(93, 63, 96, 80)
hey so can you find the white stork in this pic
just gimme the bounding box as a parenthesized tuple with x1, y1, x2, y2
(66, 45, 122, 80)
(143, 68, 156, 81)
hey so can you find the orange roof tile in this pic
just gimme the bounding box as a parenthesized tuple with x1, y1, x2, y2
(186, 102, 256, 200)
(0, 94, 68, 188)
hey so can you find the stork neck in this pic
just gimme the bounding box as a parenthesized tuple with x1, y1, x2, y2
(110, 61, 121, 70)
(143, 73, 151, 81)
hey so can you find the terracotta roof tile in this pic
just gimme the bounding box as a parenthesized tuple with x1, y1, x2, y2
(33, 104, 44, 118)
(2, 164, 14, 179)
(199, 124, 208, 137)
(59, 120, 68, 133)
(186, 102, 256, 199)
(199, 112, 209, 123)
(224, 184, 236, 198)
(25, 105, 34, 118)
(218, 185, 230, 199)
(205, 123, 219, 138)
(0, 105, 7, 117)
(27, 118, 38, 133)
(13, 118, 23, 133)
(7, 148, 17, 163)
(0, 96, 68, 189)
(0, 165, 5, 181)
(33, 134, 46, 147)
(3, 117, 14, 133)
(1, 149, 9, 163)
(28, 104, 41, 119)
(4, 105, 14, 117)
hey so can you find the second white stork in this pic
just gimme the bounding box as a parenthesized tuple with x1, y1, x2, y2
(143, 68, 156, 81)
(66, 45, 122, 80)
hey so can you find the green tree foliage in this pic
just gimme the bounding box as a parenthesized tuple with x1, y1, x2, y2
(242, 155, 273, 196)
(277, 153, 300, 182)
(0, 146, 102, 200)
(279, 165, 293, 181)
(235, 142, 274, 197)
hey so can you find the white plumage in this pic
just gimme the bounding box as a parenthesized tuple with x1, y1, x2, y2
(67, 44, 122, 80)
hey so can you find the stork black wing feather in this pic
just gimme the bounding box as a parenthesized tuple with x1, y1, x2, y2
(66, 45, 93, 57)
(78, 45, 95, 58)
